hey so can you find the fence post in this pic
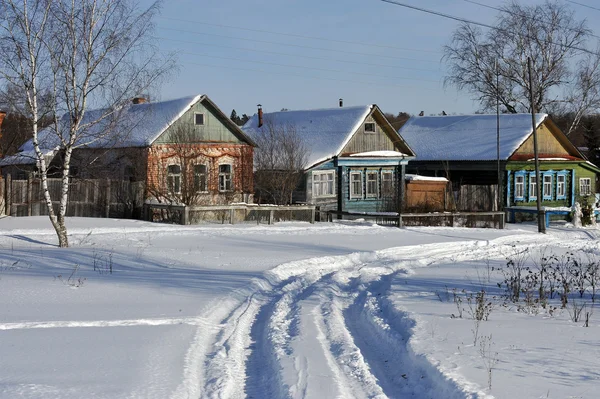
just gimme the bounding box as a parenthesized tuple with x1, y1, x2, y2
(182, 206, 189, 225)
(105, 179, 111, 218)
(268, 209, 274, 225)
(27, 173, 33, 216)
(229, 208, 235, 224)
(5, 173, 11, 216)
(398, 214, 403, 228)
(310, 207, 315, 224)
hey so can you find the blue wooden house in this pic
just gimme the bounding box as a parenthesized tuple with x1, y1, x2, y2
(243, 104, 416, 213)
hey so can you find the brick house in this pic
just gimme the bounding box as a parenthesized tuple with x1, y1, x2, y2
(0, 95, 256, 205)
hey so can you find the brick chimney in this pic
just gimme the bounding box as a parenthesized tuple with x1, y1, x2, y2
(132, 97, 147, 105)
(257, 104, 263, 128)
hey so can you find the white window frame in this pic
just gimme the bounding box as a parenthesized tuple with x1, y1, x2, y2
(350, 171, 363, 199)
(167, 164, 181, 194)
(557, 174, 566, 199)
(543, 174, 553, 200)
(194, 164, 208, 193)
(580, 177, 592, 196)
(366, 170, 379, 198)
(218, 164, 233, 192)
(528, 173, 537, 201)
(312, 170, 336, 197)
(381, 170, 394, 197)
(194, 112, 205, 126)
(515, 174, 525, 200)
(364, 122, 376, 133)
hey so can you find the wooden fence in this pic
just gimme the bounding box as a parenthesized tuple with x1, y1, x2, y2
(326, 210, 505, 229)
(452, 184, 500, 212)
(4, 175, 144, 218)
(144, 203, 316, 225)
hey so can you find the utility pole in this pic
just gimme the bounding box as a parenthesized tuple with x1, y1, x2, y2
(528, 57, 546, 233)
(496, 59, 501, 212)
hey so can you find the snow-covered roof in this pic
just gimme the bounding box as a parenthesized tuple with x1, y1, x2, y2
(350, 150, 407, 157)
(16, 95, 204, 156)
(242, 105, 374, 168)
(405, 174, 448, 182)
(399, 113, 548, 161)
(0, 149, 56, 166)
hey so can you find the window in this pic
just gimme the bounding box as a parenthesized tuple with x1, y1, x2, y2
(580, 177, 592, 196)
(364, 122, 376, 133)
(194, 164, 207, 192)
(167, 164, 181, 194)
(313, 170, 335, 197)
(194, 113, 205, 125)
(557, 173, 566, 199)
(543, 174, 553, 200)
(350, 171, 362, 199)
(218, 164, 232, 192)
(381, 171, 394, 196)
(366, 171, 379, 198)
(515, 174, 525, 200)
(529, 173, 537, 201)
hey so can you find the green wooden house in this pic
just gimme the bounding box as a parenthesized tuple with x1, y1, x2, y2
(398, 113, 600, 215)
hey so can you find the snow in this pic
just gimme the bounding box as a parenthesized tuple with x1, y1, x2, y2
(406, 174, 448, 182)
(13, 95, 202, 156)
(350, 150, 407, 157)
(242, 105, 373, 168)
(1, 216, 599, 398)
(399, 113, 547, 161)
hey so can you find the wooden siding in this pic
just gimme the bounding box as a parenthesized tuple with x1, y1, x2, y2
(406, 180, 446, 211)
(341, 112, 397, 154)
(155, 100, 246, 144)
(514, 121, 571, 156)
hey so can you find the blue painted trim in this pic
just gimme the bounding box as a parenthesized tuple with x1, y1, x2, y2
(571, 169, 576, 206)
(514, 170, 526, 201)
(542, 170, 553, 201)
(556, 170, 568, 200)
(528, 171, 537, 202)
(506, 170, 512, 207)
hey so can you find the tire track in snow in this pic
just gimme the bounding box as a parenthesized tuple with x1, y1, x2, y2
(177, 239, 515, 398)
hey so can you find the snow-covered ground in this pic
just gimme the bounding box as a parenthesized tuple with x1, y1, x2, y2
(0, 216, 598, 399)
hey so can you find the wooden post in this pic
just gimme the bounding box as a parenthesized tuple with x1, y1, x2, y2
(229, 208, 235, 224)
(310, 207, 315, 224)
(268, 209, 274, 225)
(182, 206, 189, 225)
(27, 173, 32, 216)
(105, 179, 111, 218)
(5, 173, 11, 216)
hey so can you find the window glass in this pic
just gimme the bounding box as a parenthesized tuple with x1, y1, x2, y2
(350, 172, 362, 199)
(167, 164, 181, 194)
(557, 175, 566, 198)
(364, 122, 376, 133)
(515, 175, 524, 199)
(219, 164, 232, 192)
(194, 164, 207, 192)
(381, 171, 394, 196)
(195, 113, 204, 125)
(543, 175, 552, 199)
(366, 171, 378, 198)
(580, 178, 592, 196)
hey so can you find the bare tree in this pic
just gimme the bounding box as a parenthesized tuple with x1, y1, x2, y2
(253, 119, 309, 205)
(443, 1, 600, 134)
(0, 0, 174, 247)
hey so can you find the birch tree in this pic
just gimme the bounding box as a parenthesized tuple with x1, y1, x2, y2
(0, 0, 174, 247)
(443, 1, 600, 135)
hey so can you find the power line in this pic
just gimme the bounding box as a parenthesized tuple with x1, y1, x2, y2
(158, 26, 441, 64)
(379, 0, 600, 57)
(174, 50, 440, 84)
(178, 59, 444, 92)
(158, 16, 441, 55)
(565, 0, 600, 13)
(463, 0, 600, 39)
(156, 36, 442, 72)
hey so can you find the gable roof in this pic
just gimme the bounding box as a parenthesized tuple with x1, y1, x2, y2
(1, 95, 255, 166)
(242, 105, 412, 168)
(399, 113, 552, 161)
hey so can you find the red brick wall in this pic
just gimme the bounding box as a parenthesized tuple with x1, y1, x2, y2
(146, 143, 254, 204)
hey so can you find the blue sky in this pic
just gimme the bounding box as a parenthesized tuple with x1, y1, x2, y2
(145, 0, 600, 118)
